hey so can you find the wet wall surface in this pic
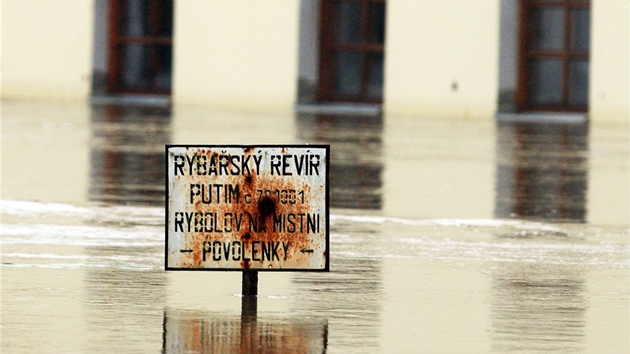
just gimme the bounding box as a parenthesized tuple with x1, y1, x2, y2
(1, 101, 628, 352)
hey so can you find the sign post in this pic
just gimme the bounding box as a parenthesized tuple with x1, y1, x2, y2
(165, 145, 330, 294)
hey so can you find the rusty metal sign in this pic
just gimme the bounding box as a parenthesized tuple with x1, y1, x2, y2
(165, 145, 329, 271)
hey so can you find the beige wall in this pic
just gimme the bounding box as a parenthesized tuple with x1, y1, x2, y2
(172, 0, 300, 113)
(0, 1, 626, 122)
(383, 1, 500, 120)
(1, 0, 94, 101)
(383, 0, 629, 123)
(590, 0, 630, 122)
(0, 0, 3, 98)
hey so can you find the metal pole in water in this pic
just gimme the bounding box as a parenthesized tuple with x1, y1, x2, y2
(242, 270, 258, 296)
(241, 271, 258, 318)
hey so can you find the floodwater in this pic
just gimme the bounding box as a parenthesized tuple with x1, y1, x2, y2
(1, 100, 628, 353)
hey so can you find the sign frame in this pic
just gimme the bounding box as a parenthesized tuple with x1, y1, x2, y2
(164, 144, 330, 272)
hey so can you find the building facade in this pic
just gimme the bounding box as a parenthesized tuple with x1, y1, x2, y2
(2, 0, 628, 122)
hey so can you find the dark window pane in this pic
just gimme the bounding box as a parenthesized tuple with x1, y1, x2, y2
(120, 0, 173, 37)
(369, 3, 386, 44)
(121, 44, 150, 90)
(154, 45, 172, 90)
(570, 8, 590, 52)
(529, 59, 563, 105)
(336, 1, 362, 44)
(334, 51, 361, 96)
(367, 53, 384, 97)
(112, 0, 173, 94)
(121, 0, 148, 36)
(153, 0, 173, 37)
(530, 7, 564, 51)
(569, 60, 588, 106)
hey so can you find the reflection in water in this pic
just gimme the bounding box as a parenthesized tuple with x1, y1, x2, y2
(296, 113, 383, 210)
(491, 265, 586, 352)
(492, 122, 589, 352)
(86, 104, 171, 350)
(3, 99, 628, 352)
(162, 308, 328, 353)
(291, 257, 383, 351)
(495, 122, 589, 222)
(89, 104, 172, 205)
(295, 113, 383, 349)
(84, 268, 167, 352)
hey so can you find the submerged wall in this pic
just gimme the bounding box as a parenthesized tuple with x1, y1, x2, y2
(1, 0, 94, 101)
(383, 1, 500, 120)
(589, 0, 629, 122)
(172, 0, 300, 113)
(0, 1, 626, 122)
(383, 0, 629, 123)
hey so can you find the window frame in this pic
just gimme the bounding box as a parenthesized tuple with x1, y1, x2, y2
(107, 0, 174, 95)
(516, 0, 590, 112)
(318, 0, 386, 104)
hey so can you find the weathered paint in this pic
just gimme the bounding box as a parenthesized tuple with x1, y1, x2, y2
(165, 145, 329, 271)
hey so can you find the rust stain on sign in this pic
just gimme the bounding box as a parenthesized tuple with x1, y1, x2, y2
(166, 145, 329, 271)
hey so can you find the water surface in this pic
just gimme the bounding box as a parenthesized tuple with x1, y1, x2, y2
(2, 101, 628, 352)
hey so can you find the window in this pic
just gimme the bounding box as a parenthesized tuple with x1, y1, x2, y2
(318, 0, 386, 103)
(108, 0, 173, 95)
(517, 0, 590, 112)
